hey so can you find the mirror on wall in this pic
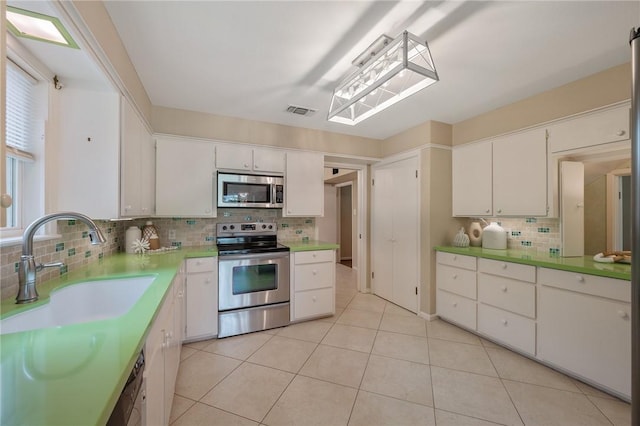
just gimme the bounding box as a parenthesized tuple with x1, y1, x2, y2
(558, 142, 631, 256)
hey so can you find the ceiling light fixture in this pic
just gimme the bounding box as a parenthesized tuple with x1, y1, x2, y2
(6, 6, 79, 49)
(328, 31, 438, 126)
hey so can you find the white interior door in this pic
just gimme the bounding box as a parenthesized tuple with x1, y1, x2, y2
(560, 161, 584, 257)
(372, 156, 419, 312)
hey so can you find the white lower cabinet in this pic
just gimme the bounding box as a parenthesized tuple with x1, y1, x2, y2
(436, 252, 631, 400)
(435, 252, 477, 330)
(291, 250, 335, 322)
(143, 272, 184, 426)
(184, 257, 218, 341)
(538, 268, 630, 398)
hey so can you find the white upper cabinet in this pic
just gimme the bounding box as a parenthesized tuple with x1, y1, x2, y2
(547, 104, 630, 153)
(120, 97, 155, 217)
(156, 137, 216, 217)
(284, 151, 324, 216)
(215, 144, 285, 174)
(452, 128, 547, 217)
(452, 141, 493, 216)
(492, 128, 548, 216)
(55, 87, 120, 219)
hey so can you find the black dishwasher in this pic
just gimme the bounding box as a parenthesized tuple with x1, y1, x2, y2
(107, 350, 145, 426)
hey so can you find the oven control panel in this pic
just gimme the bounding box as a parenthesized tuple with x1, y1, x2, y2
(217, 222, 276, 236)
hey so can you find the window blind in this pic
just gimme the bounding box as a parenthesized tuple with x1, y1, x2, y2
(6, 60, 37, 161)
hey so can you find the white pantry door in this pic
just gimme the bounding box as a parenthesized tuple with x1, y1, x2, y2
(371, 156, 419, 312)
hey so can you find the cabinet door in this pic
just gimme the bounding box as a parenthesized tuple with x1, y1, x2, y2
(452, 141, 493, 216)
(492, 129, 547, 216)
(156, 138, 216, 217)
(539, 286, 631, 398)
(185, 268, 218, 340)
(284, 151, 324, 216)
(215, 144, 253, 171)
(56, 88, 120, 219)
(253, 147, 285, 174)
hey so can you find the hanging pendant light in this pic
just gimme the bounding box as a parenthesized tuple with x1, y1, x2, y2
(328, 31, 438, 126)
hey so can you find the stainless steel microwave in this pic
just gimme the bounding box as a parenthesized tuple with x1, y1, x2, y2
(217, 172, 284, 208)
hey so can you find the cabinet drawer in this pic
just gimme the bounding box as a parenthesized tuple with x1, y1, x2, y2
(478, 274, 535, 318)
(294, 263, 334, 291)
(436, 264, 477, 300)
(478, 258, 535, 283)
(478, 303, 536, 355)
(538, 268, 630, 302)
(294, 287, 334, 320)
(436, 290, 476, 330)
(294, 250, 335, 265)
(436, 252, 476, 271)
(186, 257, 216, 273)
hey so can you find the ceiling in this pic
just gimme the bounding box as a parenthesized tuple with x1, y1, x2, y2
(7, 1, 640, 140)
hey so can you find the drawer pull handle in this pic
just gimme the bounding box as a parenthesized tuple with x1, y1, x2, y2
(453, 255, 457, 260)
(500, 285, 507, 292)
(502, 263, 508, 269)
(313, 270, 317, 275)
(312, 296, 317, 302)
(501, 319, 508, 326)
(576, 275, 585, 282)
(485, 209, 490, 214)
(205, 279, 211, 284)
(618, 310, 629, 319)
(452, 302, 458, 307)
(616, 130, 626, 136)
(452, 274, 458, 279)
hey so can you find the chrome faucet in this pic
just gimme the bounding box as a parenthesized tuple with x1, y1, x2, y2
(16, 212, 107, 304)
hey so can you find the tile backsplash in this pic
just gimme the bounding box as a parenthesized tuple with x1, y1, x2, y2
(465, 217, 561, 256)
(0, 209, 315, 301)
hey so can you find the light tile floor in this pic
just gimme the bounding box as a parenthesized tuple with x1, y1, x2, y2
(170, 264, 631, 426)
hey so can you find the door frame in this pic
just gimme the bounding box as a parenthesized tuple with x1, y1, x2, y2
(336, 181, 353, 264)
(324, 161, 368, 293)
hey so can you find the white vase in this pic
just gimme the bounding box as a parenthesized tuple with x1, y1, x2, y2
(482, 222, 507, 250)
(468, 221, 483, 247)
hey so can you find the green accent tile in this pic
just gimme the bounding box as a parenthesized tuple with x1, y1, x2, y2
(14, 262, 19, 273)
(511, 231, 521, 236)
(55, 242, 64, 252)
(525, 218, 537, 223)
(67, 220, 76, 226)
(549, 247, 561, 257)
(82, 231, 88, 239)
(186, 219, 196, 225)
(59, 265, 68, 275)
(305, 219, 312, 224)
(205, 236, 214, 242)
(68, 248, 76, 257)
(223, 211, 232, 217)
(107, 228, 113, 234)
(537, 227, 550, 233)
(302, 236, 309, 242)
(281, 224, 289, 228)
(171, 241, 182, 247)
(520, 241, 532, 247)
(244, 216, 252, 221)
(84, 251, 92, 258)
(295, 230, 303, 234)
(98, 253, 103, 259)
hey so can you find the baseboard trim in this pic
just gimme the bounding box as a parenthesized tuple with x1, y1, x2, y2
(418, 311, 439, 321)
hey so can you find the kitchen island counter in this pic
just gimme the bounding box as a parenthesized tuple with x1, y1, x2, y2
(434, 246, 631, 280)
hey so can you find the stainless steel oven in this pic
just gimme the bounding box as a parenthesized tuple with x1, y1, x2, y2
(216, 222, 290, 337)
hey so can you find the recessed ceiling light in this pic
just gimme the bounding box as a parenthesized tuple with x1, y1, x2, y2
(6, 6, 79, 49)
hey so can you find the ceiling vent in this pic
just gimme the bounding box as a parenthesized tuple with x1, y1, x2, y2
(286, 105, 317, 117)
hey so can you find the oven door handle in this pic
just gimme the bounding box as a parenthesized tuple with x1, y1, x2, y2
(218, 251, 290, 262)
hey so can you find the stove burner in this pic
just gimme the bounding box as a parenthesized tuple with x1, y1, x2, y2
(216, 222, 288, 255)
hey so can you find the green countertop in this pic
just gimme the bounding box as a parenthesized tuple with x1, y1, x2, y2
(0, 247, 217, 426)
(434, 246, 631, 281)
(282, 240, 339, 252)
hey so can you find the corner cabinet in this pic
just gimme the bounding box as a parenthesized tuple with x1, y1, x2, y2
(284, 151, 324, 216)
(155, 137, 217, 217)
(452, 128, 548, 217)
(184, 257, 218, 341)
(290, 250, 336, 321)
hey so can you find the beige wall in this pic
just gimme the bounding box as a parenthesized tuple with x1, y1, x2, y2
(152, 106, 382, 158)
(452, 63, 631, 145)
(382, 120, 453, 157)
(584, 175, 607, 255)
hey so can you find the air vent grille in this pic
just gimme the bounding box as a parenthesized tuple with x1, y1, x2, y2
(286, 105, 317, 116)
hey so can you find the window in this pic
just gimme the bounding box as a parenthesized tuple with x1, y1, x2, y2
(2, 59, 45, 236)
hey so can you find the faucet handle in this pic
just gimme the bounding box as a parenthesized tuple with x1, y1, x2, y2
(36, 262, 65, 272)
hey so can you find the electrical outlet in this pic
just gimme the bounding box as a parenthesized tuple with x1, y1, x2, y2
(168, 229, 176, 240)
